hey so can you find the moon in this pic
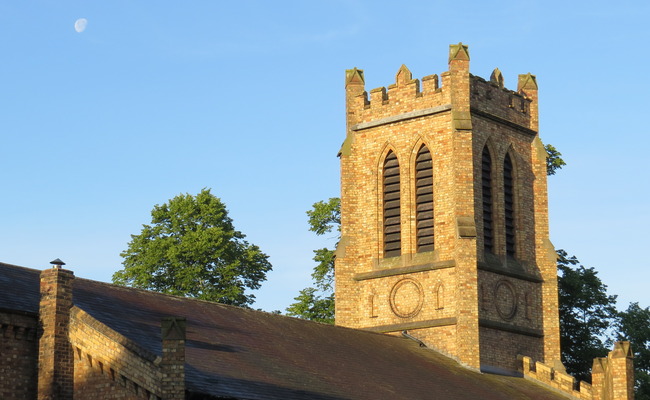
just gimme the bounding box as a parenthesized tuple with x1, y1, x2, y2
(74, 18, 88, 33)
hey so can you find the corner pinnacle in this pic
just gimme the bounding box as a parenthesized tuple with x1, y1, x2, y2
(345, 68, 365, 87)
(518, 73, 538, 91)
(490, 68, 504, 88)
(449, 42, 470, 63)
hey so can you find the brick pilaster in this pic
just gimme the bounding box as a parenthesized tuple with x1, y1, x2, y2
(161, 317, 186, 400)
(38, 266, 74, 400)
(591, 342, 635, 400)
(609, 341, 635, 400)
(449, 42, 480, 370)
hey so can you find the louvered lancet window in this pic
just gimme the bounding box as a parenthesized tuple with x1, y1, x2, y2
(415, 145, 434, 252)
(383, 151, 401, 257)
(504, 153, 515, 257)
(482, 147, 494, 253)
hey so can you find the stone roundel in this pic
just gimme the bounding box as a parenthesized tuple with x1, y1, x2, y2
(389, 278, 424, 318)
(494, 279, 518, 321)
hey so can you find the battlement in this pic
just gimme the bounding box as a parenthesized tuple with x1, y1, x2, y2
(345, 43, 538, 134)
(519, 342, 634, 400)
(520, 355, 592, 399)
(345, 64, 446, 125)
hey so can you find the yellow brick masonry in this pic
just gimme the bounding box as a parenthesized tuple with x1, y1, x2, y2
(520, 341, 634, 400)
(35, 267, 186, 400)
(0, 311, 38, 400)
(70, 307, 163, 399)
(336, 43, 560, 372)
(38, 268, 75, 400)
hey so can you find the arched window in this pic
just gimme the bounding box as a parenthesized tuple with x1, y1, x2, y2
(481, 147, 494, 253)
(415, 145, 434, 253)
(504, 153, 515, 257)
(383, 151, 401, 257)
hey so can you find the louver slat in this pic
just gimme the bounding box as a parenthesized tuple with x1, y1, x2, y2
(504, 154, 515, 257)
(383, 151, 401, 257)
(482, 147, 493, 253)
(415, 145, 434, 253)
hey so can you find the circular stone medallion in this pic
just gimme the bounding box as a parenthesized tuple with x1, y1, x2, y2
(494, 280, 518, 320)
(389, 278, 424, 318)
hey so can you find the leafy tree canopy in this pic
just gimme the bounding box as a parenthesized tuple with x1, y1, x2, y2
(112, 188, 272, 307)
(557, 249, 618, 382)
(545, 144, 566, 176)
(286, 198, 339, 323)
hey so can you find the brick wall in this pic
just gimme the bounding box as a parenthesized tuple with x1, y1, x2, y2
(0, 311, 38, 400)
(34, 266, 186, 400)
(70, 307, 163, 399)
(74, 355, 147, 400)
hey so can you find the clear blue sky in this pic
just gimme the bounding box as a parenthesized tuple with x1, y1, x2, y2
(1, 1, 648, 313)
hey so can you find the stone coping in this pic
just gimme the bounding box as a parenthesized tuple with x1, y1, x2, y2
(364, 317, 457, 333)
(479, 318, 544, 338)
(351, 104, 452, 131)
(354, 260, 455, 281)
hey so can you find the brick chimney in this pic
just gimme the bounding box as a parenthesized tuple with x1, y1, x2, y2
(37, 260, 74, 400)
(161, 317, 186, 399)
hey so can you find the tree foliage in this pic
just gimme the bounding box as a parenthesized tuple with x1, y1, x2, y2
(545, 144, 566, 176)
(112, 189, 272, 307)
(557, 249, 618, 382)
(285, 198, 339, 323)
(617, 302, 650, 399)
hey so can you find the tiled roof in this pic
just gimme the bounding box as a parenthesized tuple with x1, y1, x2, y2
(0, 263, 568, 400)
(0, 262, 40, 315)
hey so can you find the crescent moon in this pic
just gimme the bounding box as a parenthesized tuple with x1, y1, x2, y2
(74, 18, 88, 33)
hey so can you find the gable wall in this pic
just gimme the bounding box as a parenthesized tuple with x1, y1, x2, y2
(70, 307, 163, 399)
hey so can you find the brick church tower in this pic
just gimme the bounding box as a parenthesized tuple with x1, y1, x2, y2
(335, 43, 561, 373)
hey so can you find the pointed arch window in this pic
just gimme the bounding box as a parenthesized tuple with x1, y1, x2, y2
(482, 147, 494, 253)
(504, 153, 515, 257)
(415, 145, 434, 252)
(383, 151, 401, 257)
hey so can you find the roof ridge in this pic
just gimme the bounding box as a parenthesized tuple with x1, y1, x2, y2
(0, 261, 41, 273)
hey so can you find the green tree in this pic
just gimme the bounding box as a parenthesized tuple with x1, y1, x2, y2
(557, 249, 618, 382)
(545, 144, 566, 176)
(285, 198, 339, 323)
(617, 302, 650, 399)
(112, 189, 272, 307)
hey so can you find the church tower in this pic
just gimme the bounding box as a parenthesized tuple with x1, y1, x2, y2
(335, 43, 560, 373)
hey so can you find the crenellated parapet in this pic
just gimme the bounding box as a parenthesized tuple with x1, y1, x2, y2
(520, 355, 592, 399)
(470, 73, 536, 134)
(519, 341, 635, 400)
(344, 43, 537, 137)
(345, 64, 446, 130)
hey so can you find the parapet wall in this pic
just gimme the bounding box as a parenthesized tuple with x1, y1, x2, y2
(345, 64, 449, 126)
(519, 341, 635, 400)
